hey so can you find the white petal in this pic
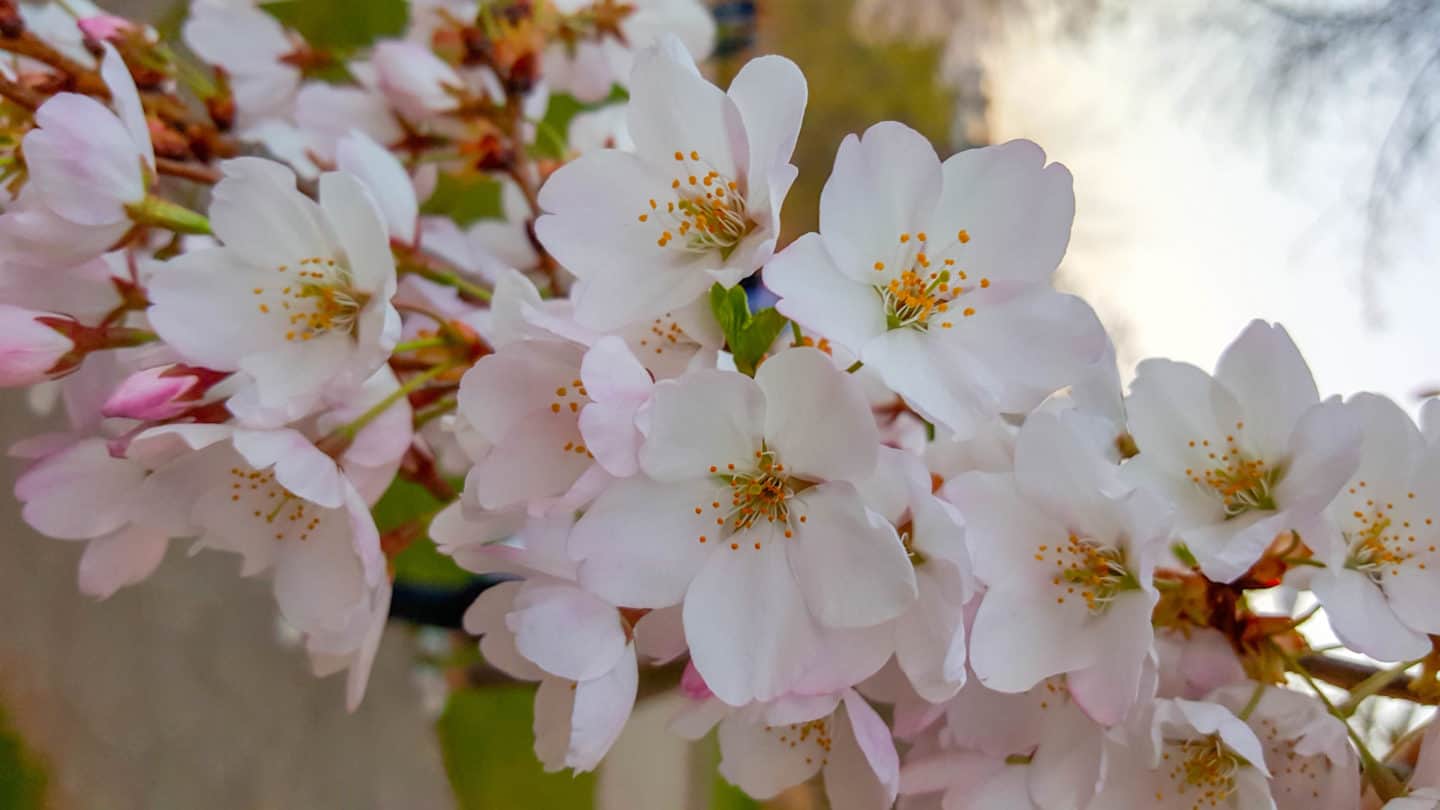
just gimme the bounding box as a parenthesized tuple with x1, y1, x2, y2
(757, 347, 879, 482)
(571, 475, 717, 608)
(319, 170, 397, 294)
(1311, 568, 1430, 662)
(508, 581, 628, 681)
(1214, 321, 1319, 458)
(566, 647, 638, 772)
(77, 525, 168, 599)
(765, 232, 887, 353)
(717, 713, 824, 799)
(639, 370, 764, 481)
(818, 123, 942, 280)
(926, 140, 1074, 286)
(684, 538, 822, 705)
(786, 481, 916, 628)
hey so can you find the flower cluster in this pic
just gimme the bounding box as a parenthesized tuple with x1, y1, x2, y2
(4, 1, 1440, 807)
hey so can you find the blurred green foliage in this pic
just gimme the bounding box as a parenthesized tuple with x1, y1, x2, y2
(421, 172, 508, 229)
(262, 0, 409, 52)
(0, 702, 47, 810)
(438, 686, 598, 809)
(373, 478, 473, 588)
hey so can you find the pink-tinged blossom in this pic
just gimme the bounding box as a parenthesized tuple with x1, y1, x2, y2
(1125, 320, 1362, 583)
(536, 36, 806, 330)
(569, 348, 916, 705)
(101, 364, 227, 421)
(370, 41, 465, 121)
(714, 690, 899, 810)
(0, 43, 154, 267)
(1303, 393, 1440, 661)
(1210, 683, 1359, 810)
(947, 410, 1171, 725)
(0, 305, 74, 386)
(1086, 699, 1274, 810)
(544, 0, 715, 103)
(147, 158, 400, 421)
(765, 124, 1107, 439)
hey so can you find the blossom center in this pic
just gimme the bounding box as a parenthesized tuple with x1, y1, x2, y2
(693, 448, 808, 550)
(641, 151, 754, 257)
(1038, 532, 1137, 614)
(549, 377, 594, 459)
(252, 256, 368, 343)
(1343, 481, 1432, 578)
(765, 717, 832, 768)
(872, 230, 982, 331)
(1182, 425, 1279, 518)
(1159, 734, 1244, 807)
(228, 466, 322, 542)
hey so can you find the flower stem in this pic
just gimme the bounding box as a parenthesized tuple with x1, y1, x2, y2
(393, 336, 449, 354)
(790, 320, 804, 347)
(1338, 658, 1424, 717)
(1237, 682, 1267, 721)
(339, 363, 453, 442)
(126, 194, 212, 235)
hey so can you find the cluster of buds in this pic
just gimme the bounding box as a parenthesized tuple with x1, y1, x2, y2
(4, 2, 1440, 808)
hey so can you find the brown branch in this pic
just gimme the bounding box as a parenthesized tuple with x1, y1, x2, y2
(0, 71, 39, 110)
(154, 157, 220, 185)
(1300, 653, 1436, 703)
(0, 30, 107, 96)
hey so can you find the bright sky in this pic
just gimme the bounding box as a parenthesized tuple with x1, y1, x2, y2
(982, 12, 1440, 409)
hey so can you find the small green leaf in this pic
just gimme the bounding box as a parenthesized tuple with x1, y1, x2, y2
(0, 699, 47, 810)
(420, 172, 506, 228)
(262, 0, 408, 52)
(438, 687, 597, 809)
(707, 283, 791, 377)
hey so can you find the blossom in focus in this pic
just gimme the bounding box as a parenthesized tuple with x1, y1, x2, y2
(1304, 392, 1440, 661)
(1125, 320, 1362, 582)
(570, 347, 917, 705)
(536, 36, 806, 330)
(147, 158, 400, 422)
(765, 124, 1108, 439)
(948, 410, 1170, 725)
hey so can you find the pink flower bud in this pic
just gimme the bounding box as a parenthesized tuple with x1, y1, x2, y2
(77, 14, 136, 43)
(0, 305, 74, 386)
(101, 364, 227, 421)
(102, 366, 196, 420)
(680, 660, 713, 702)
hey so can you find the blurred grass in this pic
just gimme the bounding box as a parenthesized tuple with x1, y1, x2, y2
(438, 686, 598, 809)
(0, 701, 47, 810)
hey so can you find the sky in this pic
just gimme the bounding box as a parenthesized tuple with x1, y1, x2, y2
(981, 9, 1440, 410)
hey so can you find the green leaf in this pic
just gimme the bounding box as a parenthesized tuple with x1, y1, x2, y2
(707, 283, 790, 377)
(532, 87, 631, 160)
(262, 0, 408, 52)
(438, 687, 597, 809)
(372, 478, 471, 588)
(420, 172, 506, 228)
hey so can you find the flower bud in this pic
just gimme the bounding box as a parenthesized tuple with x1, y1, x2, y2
(77, 14, 136, 43)
(0, 305, 75, 386)
(101, 365, 217, 421)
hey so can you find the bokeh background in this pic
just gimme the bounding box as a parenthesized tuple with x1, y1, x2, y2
(5, 0, 1440, 807)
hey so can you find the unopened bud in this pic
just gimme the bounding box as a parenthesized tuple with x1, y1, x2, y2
(0, 305, 75, 386)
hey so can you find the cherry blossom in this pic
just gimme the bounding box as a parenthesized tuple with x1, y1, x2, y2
(1125, 320, 1362, 583)
(570, 347, 916, 704)
(536, 36, 806, 330)
(765, 123, 1108, 439)
(147, 158, 400, 420)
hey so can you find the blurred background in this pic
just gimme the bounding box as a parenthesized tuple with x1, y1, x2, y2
(5, 0, 1440, 807)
